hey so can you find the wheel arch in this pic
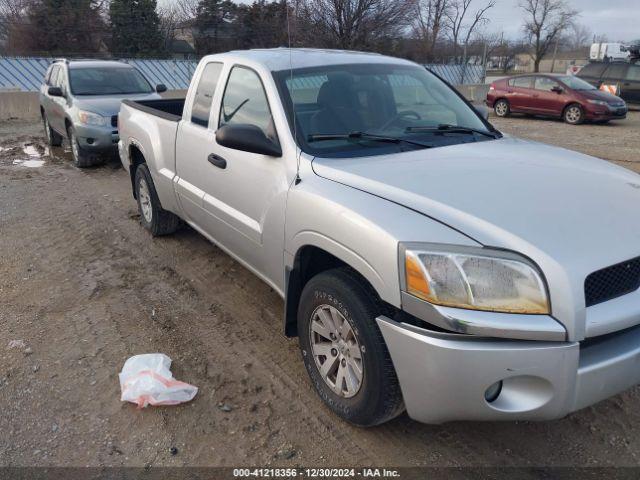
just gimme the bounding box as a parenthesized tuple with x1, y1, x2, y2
(128, 142, 147, 199)
(284, 243, 392, 337)
(562, 102, 584, 123)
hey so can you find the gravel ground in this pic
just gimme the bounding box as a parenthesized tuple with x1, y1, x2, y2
(1, 114, 640, 468)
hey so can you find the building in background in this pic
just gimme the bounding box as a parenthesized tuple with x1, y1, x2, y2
(514, 47, 590, 73)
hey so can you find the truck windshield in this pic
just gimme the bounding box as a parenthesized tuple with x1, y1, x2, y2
(69, 67, 154, 95)
(274, 63, 498, 157)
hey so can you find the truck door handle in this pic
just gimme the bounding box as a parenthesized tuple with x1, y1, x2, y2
(207, 153, 227, 169)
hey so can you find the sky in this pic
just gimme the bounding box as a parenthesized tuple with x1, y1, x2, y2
(488, 0, 637, 42)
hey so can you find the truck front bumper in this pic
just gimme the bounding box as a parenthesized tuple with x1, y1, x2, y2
(377, 316, 640, 424)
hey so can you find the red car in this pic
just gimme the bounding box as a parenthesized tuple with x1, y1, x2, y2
(486, 74, 627, 124)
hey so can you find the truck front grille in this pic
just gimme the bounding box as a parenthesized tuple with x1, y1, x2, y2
(585, 256, 640, 307)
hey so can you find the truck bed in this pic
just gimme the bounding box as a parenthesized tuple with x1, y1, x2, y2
(121, 98, 185, 122)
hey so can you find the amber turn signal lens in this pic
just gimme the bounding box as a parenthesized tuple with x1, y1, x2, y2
(405, 253, 431, 301)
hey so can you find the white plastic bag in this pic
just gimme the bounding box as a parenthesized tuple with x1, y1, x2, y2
(119, 353, 198, 408)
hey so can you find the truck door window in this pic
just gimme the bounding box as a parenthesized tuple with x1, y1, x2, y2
(219, 66, 274, 139)
(191, 62, 223, 128)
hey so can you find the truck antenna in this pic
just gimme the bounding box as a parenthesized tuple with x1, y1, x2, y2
(285, 0, 301, 185)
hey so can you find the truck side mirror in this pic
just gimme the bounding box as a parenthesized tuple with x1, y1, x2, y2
(216, 124, 282, 157)
(156, 84, 167, 93)
(48, 86, 64, 97)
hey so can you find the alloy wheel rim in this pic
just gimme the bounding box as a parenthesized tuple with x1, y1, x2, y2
(567, 107, 581, 123)
(138, 178, 153, 223)
(309, 304, 363, 398)
(496, 102, 507, 115)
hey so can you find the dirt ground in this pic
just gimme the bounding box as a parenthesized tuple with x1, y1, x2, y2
(1, 113, 640, 469)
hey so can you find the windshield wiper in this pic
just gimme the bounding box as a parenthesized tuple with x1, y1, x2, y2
(307, 131, 433, 149)
(406, 124, 500, 138)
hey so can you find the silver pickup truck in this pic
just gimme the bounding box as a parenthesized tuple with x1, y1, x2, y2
(118, 48, 640, 426)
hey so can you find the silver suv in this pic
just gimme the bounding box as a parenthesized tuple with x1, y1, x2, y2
(39, 59, 165, 167)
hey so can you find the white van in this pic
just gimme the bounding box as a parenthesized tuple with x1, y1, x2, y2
(590, 43, 630, 61)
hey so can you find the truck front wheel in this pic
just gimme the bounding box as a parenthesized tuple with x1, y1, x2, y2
(134, 164, 180, 236)
(298, 268, 404, 426)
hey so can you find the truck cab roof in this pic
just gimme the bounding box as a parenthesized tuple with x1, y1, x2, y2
(201, 47, 416, 72)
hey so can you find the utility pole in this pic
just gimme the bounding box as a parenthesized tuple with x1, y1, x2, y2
(481, 41, 488, 83)
(550, 37, 559, 73)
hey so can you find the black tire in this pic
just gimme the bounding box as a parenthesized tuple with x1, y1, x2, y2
(134, 164, 180, 236)
(42, 113, 62, 146)
(494, 99, 510, 117)
(298, 267, 404, 427)
(563, 103, 584, 125)
(67, 125, 103, 168)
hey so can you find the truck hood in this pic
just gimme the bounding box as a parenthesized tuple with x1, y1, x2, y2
(72, 92, 161, 116)
(312, 137, 640, 335)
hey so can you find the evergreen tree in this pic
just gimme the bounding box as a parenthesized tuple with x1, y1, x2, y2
(110, 0, 164, 57)
(194, 0, 238, 53)
(26, 0, 105, 55)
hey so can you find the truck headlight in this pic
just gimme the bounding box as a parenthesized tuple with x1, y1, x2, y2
(402, 244, 549, 314)
(78, 110, 108, 126)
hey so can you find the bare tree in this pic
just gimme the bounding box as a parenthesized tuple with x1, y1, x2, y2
(520, 0, 577, 72)
(412, 0, 449, 61)
(567, 22, 590, 50)
(158, 3, 184, 52)
(174, 0, 199, 22)
(445, 0, 494, 62)
(0, 0, 32, 53)
(299, 0, 415, 50)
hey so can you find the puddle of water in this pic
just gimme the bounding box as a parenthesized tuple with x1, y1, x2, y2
(3, 142, 51, 168)
(23, 144, 44, 157)
(13, 159, 45, 168)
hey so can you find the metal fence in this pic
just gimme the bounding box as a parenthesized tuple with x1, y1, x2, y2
(425, 64, 486, 85)
(0, 56, 485, 92)
(0, 57, 198, 91)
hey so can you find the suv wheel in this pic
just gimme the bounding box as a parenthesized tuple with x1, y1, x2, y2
(67, 125, 101, 168)
(298, 268, 404, 426)
(134, 164, 180, 236)
(494, 99, 510, 117)
(42, 114, 62, 146)
(563, 103, 584, 125)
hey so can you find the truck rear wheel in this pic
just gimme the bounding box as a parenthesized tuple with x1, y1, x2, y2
(297, 268, 404, 426)
(134, 164, 180, 236)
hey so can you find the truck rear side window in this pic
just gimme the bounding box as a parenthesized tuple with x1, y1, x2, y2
(191, 62, 223, 128)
